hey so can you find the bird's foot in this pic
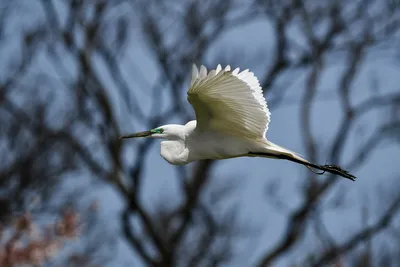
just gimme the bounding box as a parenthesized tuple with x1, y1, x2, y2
(306, 166, 325, 175)
(320, 164, 356, 181)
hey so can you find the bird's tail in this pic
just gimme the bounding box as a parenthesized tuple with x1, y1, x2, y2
(249, 140, 356, 181)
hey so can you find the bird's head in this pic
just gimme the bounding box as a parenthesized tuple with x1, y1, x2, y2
(119, 124, 184, 140)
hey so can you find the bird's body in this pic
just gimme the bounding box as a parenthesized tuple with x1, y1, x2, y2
(121, 64, 356, 181)
(158, 120, 297, 164)
(159, 120, 256, 164)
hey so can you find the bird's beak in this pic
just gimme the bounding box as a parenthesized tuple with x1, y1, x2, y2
(119, 130, 153, 139)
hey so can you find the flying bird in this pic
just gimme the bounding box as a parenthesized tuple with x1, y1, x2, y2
(120, 64, 356, 181)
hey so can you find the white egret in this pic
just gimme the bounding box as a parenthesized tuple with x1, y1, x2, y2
(120, 64, 355, 181)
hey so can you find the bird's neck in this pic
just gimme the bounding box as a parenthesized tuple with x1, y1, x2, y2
(160, 140, 188, 165)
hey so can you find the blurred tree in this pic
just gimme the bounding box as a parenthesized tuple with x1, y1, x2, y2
(1, 0, 400, 266)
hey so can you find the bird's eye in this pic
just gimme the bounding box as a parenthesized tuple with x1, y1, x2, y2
(151, 128, 164, 134)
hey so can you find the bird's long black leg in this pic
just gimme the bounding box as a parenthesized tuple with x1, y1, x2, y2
(248, 152, 356, 181)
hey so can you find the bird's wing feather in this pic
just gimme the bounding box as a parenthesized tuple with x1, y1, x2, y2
(187, 64, 271, 139)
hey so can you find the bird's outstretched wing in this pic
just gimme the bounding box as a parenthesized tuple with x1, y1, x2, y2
(187, 64, 271, 139)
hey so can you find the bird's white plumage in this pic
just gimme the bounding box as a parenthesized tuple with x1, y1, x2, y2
(188, 64, 271, 139)
(120, 63, 356, 180)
